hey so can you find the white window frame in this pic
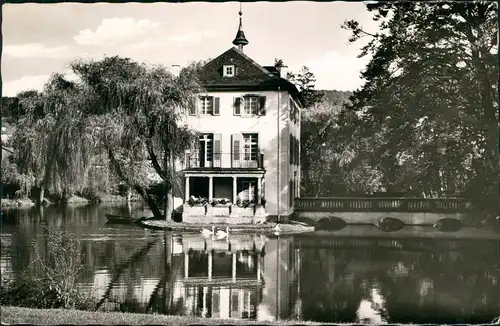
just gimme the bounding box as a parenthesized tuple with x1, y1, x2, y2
(243, 96, 259, 115)
(242, 180, 256, 201)
(198, 133, 213, 166)
(223, 65, 235, 77)
(243, 133, 258, 161)
(200, 97, 213, 115)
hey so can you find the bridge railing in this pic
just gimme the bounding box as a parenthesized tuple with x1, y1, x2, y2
(294, 197, 470, 213)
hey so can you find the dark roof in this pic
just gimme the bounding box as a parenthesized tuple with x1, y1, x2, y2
(262, 66, 280, 77)
(199, 47, 302, 106)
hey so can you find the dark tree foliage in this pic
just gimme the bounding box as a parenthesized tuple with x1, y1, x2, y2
(340, 1, 498, 215)
(7, 56, 202, 219)
(288, 66, 325, 108)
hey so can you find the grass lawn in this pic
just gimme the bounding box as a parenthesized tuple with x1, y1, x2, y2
(0, 306, 324, 325)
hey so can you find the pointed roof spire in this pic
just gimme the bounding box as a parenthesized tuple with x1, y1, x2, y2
(232, 4, 249, 52)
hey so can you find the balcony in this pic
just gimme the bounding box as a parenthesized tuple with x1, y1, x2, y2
(184, 153, 264, 170)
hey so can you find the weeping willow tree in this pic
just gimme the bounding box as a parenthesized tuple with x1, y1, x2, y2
(10, 76, 95, 203)
(68, 56, 201, 220)
(11, 56, 200, 219)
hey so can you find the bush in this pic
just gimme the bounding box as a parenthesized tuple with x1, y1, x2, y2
(0, 226, 94, 310)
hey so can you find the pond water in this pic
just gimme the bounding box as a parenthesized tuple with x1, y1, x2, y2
(1, 203, 500, 324)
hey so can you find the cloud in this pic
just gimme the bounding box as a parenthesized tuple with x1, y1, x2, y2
(3, 43, 71, 59)
(2, 74, 50, 96)
(168, 30, 218, 47)
(72, 17, 218, 58)
(2, 71, 79, 97)
(74, 17, 162, 46)
(303, 50, 371, 91)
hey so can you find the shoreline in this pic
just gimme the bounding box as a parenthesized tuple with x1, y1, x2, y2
(0, 194, 143, 208)
(140, 219, 315, 234)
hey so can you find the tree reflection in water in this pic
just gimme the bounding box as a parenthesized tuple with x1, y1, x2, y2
(298, 236, 500, 324)
(2, 204, 500, 324)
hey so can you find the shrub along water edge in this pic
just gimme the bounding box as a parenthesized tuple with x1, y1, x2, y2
(0, 226, 94, 310)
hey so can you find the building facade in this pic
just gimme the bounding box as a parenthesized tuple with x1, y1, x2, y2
(180, 12, 302, 223)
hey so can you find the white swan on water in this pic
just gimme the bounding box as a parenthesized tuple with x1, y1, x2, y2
(216, 227, 229, 240)
(201, 225, 215, 238)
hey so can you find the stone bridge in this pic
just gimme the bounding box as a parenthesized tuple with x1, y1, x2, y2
(293, 197, 472, 226)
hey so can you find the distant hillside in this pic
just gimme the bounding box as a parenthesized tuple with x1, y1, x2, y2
(321, 90, 352, 106)
(303, 90, 352, 117)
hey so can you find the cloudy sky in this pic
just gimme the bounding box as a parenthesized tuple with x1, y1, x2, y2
(2, 2, 379, 96)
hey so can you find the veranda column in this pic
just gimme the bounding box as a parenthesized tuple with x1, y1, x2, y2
(232, 252, 237, 281)
(257, 255, 261, 282)
(185, 176, 190, 202)
(184, 251, 189, 279)
(208, 250, 213, 280)
(208, 176, 213, 201)
(202, 286, 207, 318)
(232, 176, 238, 204)
(257, 177, 263, 203)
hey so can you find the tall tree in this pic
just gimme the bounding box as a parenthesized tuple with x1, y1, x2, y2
(70, 56, 201, 220)
(342, 2, 499, 212)
(10, 74, 96, 204)
(288, 66, 325, 108)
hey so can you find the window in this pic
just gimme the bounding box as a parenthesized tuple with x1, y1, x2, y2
(242, 180, 256, 201)
(198, 133, 213, 167)
(223, 65, 235, 77)
(200, 96, 213, 115)
(243, 133, 258, 161)
(243, 96, 259, 115)
(290, 99, 299, 124)
(191, 96, 220, 116)
(234, 96, 266, 116)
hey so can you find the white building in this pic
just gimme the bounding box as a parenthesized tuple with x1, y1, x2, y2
(180, 11, 302, 223)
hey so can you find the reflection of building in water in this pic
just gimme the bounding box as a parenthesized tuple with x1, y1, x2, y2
(168, 234, 300, 321)
(259, 236, 301, 321)
(82, 233, 300, 320)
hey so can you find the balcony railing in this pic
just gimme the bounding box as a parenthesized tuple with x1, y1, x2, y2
(185, 152, 264, 169)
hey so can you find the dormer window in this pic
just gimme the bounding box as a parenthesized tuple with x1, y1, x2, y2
(223, 65, 235, 77)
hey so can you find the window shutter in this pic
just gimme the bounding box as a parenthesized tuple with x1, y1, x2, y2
(295, 138, 300, 165)
(213, 133, 221, 167)
(259, 96, 266, 116)
(293, 137, 296, 165)
(296, 137, 299, 165)
(233, 97, 241, 115)
(213, 97, 220, 115)
(231, 134, 242, 167)
(289, 134, 293, 164)
(188, 96, 197, 115)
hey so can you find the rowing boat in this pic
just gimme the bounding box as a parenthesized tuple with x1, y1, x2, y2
(105, 214, 147, 224)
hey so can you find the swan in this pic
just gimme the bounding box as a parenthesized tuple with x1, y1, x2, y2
(201, 225, 215, 238)
(215, 227, 229, 240)
(273, 223, 281, 236)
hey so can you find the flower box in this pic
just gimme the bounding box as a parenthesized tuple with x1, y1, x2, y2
(184, 204, 207, 216)
(207, 205, 231, 216)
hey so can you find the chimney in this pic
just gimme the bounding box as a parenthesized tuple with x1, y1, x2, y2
(171, 65, 180, 77)
(280, 67, 290, 79)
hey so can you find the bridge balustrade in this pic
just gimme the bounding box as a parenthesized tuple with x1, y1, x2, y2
(294, 197, 469, 213)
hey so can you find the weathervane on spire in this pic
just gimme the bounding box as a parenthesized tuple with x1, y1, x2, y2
(232, 2, 249, 52)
